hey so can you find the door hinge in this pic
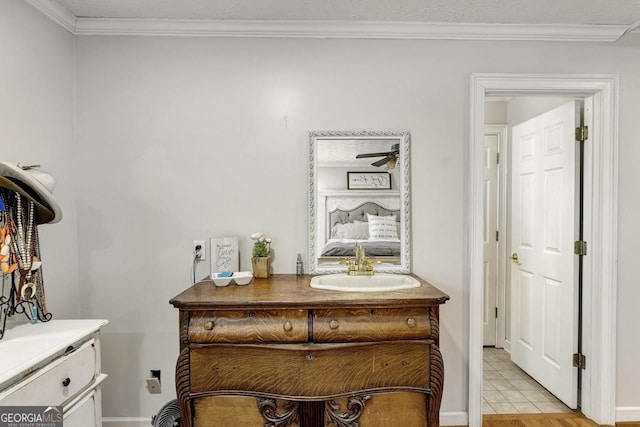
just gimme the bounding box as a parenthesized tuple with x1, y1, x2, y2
(573, 353, 586, 370)
(496, 230, 499, 242)
(574, 240, 588, 256)
(496, 152, 500, 164)
(495, 307, 498, 319)
(576, 126, 589, 142)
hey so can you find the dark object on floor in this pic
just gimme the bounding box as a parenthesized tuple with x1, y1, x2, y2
(152, 399, 180, 427)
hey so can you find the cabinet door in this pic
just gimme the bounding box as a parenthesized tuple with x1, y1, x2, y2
(194, 396, 300, 427)
(192, 394, 428, 427)
(326, 393, 427, 427)
(64, 389, 100, 427)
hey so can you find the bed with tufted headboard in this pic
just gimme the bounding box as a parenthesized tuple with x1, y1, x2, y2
(320, 201, 401, 259)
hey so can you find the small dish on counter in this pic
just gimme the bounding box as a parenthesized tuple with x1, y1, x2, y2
(231, 271, 253, 285)
(211, 272, 233, 287)
(211, 271, 253, 287)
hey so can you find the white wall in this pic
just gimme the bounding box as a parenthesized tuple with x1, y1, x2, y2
(0, 0, 78, 319)
(3, 5, 639, 420)
(71, 35, 640, 421)
(485, 100, 508, 125)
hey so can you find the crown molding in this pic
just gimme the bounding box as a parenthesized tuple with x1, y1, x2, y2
(24, 1, 633, 42)
(72, 19, 628, 42)
(26, 0, 76, 33)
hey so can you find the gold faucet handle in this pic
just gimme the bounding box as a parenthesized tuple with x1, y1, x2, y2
(339, 258, 356, 270)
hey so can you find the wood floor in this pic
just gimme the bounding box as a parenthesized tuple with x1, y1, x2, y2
(481, 413, 640, 427)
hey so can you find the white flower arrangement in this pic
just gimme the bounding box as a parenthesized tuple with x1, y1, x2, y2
(250, 232, 272, 260)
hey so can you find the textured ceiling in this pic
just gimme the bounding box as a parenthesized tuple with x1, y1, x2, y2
(54, 0, 640, 26)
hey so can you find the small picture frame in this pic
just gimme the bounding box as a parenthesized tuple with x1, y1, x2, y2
(210, 237, 239, 273)
(347, 172, 392, 190)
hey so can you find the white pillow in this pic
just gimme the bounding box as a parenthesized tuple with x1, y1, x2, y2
(367, 214, 399, 240)
(331, 221, 369, 240)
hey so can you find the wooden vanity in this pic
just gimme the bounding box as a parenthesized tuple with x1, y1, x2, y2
(170, 274, 449, 427)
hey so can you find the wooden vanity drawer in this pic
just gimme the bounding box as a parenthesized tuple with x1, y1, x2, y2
(190, 341, 432, 397)
(189, 310, 308, 343)
(0, 340, 97, 407)
(313, 308, 433, 342)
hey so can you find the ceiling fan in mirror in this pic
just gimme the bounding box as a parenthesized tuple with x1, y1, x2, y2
(355, 143, 399, 170)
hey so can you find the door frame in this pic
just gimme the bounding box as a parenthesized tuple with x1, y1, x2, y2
(467, 74, 618, 427)
(484, 124, 508, 350)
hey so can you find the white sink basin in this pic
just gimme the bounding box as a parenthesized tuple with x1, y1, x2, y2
(309, 273, 420, 292)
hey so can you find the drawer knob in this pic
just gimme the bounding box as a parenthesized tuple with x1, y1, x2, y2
(329, 320, 339, 330)
(407, 318, 417, 328)
(204, 321, 215, 330)
(283, 321, 293, 332)
(62, 377, 71, 387)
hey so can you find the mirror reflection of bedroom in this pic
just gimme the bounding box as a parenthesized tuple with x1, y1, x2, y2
(312, 132, 409, 273)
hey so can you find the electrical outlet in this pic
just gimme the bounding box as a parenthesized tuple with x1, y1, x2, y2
(146, 378, 161, 394)
(193, 240, 205, 260)
(146, 369, 162, 394)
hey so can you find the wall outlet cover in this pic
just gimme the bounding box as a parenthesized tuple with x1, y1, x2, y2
(146, 377, 161, 394)
(193, 240, 206, 261)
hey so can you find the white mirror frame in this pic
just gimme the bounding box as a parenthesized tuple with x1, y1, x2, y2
(308, 130, 411, 274)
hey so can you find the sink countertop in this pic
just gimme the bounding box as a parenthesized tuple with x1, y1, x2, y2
(170, 274, 450, 309)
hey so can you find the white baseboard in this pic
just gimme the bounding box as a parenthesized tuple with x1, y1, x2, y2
(616, 407, 640, 422)
(441, 411, 469, 426)
(102, 417, 150, 427)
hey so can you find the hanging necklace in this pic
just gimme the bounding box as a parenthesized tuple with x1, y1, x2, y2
(15, 194, 33, 269)
(12, 194, 39, 300)
(0, 193, 17, 274)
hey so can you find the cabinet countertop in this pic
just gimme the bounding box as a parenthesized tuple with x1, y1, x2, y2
(170, 274, 450, 309)
(0, 319, 108, 389)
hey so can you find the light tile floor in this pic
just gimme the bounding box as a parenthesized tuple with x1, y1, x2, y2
(483, 347, 573, 415)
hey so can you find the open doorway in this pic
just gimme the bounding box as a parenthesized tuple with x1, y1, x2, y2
(467, 74, 619, 427)
(482, 97, 582, 415)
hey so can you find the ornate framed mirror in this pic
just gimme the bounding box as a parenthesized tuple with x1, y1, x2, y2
(308, 131, 410, 274)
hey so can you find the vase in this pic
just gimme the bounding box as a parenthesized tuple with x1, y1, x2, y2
(251, 256, 271, 279)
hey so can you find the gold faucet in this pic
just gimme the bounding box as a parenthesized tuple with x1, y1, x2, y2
(339, 243, 375, 275)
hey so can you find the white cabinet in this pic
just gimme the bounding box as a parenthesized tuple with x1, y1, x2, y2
(0, 319, 108, 426)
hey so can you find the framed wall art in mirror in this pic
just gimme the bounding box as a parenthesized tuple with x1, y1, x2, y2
(308, 131, 410, 274)
(347, 171, 392, 190)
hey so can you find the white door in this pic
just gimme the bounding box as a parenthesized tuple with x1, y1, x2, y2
(510, 101, 579, 408)
(483, 132, 499, 346)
